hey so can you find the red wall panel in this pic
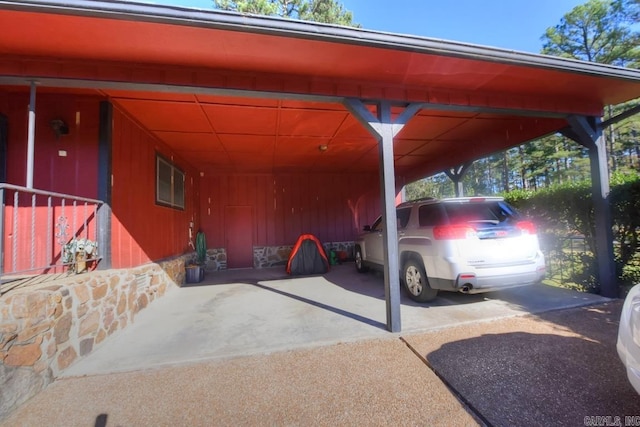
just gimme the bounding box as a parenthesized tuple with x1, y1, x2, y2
(1, 89, 383, 271)
(3, 92, 100, 198)
(110, 106, 200, 269)
(200, 172, 380, 248)
(1, 92, 102, 273)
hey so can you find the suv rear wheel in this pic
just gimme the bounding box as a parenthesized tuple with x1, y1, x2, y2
(403, 259, 438, 302)
(354, 246, 368, 273)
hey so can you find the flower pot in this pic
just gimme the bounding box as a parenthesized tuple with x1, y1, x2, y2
(186, 265, 204, 283)
(75, 251, 88, 274)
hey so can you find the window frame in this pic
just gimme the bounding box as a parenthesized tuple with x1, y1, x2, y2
(155, 153, 185, 210)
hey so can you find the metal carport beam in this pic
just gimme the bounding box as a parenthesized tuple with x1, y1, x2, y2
(344, 99, 422, 333)
(444, 162, 473, 197)
(562, 115, 617, 298)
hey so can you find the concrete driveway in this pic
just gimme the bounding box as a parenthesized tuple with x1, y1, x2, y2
(5, 265, 636, 427)
(62, 264, 609, 377)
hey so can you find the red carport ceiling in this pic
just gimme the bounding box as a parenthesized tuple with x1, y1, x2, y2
(1, 2, 640, 181)
(106, 92, 565, 178)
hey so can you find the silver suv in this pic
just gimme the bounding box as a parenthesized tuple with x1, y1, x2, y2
(354, 197, 546, 302)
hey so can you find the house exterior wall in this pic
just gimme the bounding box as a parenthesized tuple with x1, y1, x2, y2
(110, 106, 200, 269)
(0, 93, 201, 272)
(1, 90, 384, 272)
(2, 92, 100, 198)
(1, 92, 102, 274)
(199, 173, 380, 268)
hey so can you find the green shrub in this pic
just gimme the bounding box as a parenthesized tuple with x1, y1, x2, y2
(503, 173, 640, 293)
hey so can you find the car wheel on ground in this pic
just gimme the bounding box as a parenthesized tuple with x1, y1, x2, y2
(354, 246, 368, 273)
(403, 259, 438, 302)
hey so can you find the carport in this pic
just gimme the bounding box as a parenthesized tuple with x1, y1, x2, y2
(1, 0, 640, 334)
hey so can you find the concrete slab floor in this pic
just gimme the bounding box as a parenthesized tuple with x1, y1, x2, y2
(61, 264, 610, 377)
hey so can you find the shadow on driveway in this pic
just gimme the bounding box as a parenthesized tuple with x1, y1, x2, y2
(406, 301, 640, 426)
(61, 264, 611, 378)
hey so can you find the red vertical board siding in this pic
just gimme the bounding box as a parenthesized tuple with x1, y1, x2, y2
(199, 172, 380, 248)
(110, 107, 199, 269)
(4, 92, 100, 198)
(0, 203, 52, 274)
(2, 91, 381, 270)
(274, 176, 284, 245)
(225, 205, 254, 268)
(1, 92, 102, 273)
(255, 177, 266, 245)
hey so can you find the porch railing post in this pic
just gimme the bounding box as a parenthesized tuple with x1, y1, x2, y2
(97, 204, 111, 270)
(26, 81, 37, 189)
(0, 183, 103, 276)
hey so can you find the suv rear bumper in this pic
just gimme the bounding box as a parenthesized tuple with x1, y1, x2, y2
(428, 257, 546, 293)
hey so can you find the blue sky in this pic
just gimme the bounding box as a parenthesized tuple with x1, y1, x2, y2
(141, 0, 586, 53)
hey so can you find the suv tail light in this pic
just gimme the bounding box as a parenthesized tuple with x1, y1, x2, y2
(517, 221, 536, 235)
(434, 225, 476, 240)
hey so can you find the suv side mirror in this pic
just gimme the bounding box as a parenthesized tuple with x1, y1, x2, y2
(363, 225, 371, 232)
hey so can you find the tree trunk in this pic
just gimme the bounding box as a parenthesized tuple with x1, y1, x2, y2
(518, 146, 527, 189)
(502, 151, 509, 192)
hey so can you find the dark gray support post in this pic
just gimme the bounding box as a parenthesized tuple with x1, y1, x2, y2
(97, 101, 113, 270)
(344, 99, 421, 332)
(444, 162, 473, 197)
(377, 101, 401, 332)
(563, 115, 616, 297)
(0, 115, 6, 275)
(0, 187, 4, 276)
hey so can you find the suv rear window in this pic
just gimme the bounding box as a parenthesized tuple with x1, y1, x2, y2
(443, 201, 518, 224)
(418, 204, 445, 227)
(418, 200, 519, 227)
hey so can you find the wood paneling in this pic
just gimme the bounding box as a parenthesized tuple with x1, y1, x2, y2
(200, 172, 380, 248)
(225, 206, 254, 268)
(110, 106, 199, 268)
(2, 90, 381, 271)
(4, 93, 100, 198)
(1, 92, 102, 273)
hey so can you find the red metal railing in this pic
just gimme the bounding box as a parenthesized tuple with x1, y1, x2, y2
(0, 184, 103, 281)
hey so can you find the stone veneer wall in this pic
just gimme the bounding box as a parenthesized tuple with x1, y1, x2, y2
(205, 248, 227, 271)
(203, 243, 354, 270)
(253, 241, 354, 268)
(0, 255, 189, 421)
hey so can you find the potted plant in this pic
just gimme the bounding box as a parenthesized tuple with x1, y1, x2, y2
(185, 261, 204, 283)
(185, 230, 206, 284)
(62, 238, 98, 273)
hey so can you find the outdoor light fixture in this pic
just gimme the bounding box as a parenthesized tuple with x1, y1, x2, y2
(50, 119, 69, 139)
(318, 144, 328, 152)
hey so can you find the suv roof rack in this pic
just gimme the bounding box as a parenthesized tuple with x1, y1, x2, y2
(440, 196, 504, 202)
(397, 196, 436, 207)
